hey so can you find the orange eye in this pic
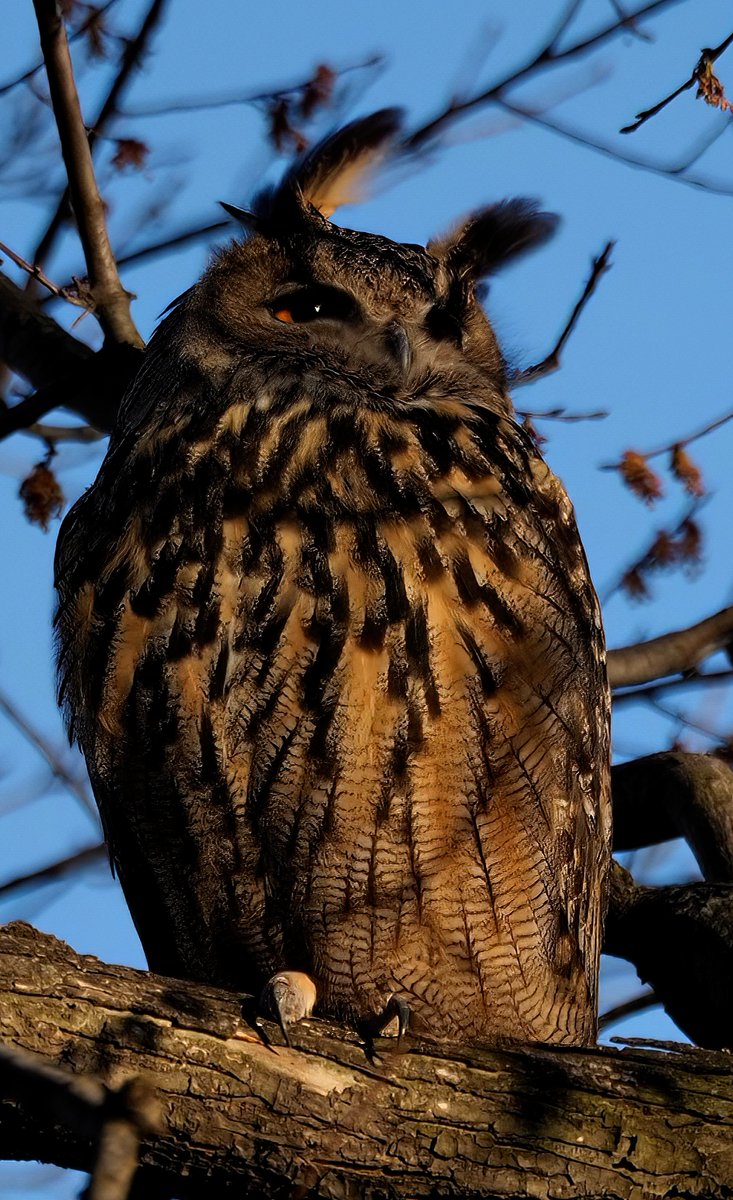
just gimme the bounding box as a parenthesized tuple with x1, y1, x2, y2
(274, 308, 295, 322)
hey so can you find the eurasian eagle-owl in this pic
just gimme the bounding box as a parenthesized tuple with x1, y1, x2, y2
(55, 110, 611, 1046)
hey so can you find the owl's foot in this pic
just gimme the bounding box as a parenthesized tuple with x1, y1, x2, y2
(365, 994, 411, 1047)
(259, 971, 317, 1046)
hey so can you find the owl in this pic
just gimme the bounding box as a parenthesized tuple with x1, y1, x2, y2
(55, 110, 611, 1047)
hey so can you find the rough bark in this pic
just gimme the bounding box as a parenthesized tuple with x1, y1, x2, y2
(2, 920, 733, 1200)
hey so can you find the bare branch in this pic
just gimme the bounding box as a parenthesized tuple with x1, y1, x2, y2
(0, 239, 90, 309)
(621, 31, 733, 133)
(607, 605, 733, 688)
(613, 668, 733, 705)
(0, 685, 96, 818)
(31, 0, 143, 347)
(0, 843, 106, 900)
(0, 1, 119, 98)
(20, 420, 106, 444)
(120, 53, 383, 117)
(402, 0, 688, 150)
(513, 241, 614, 386)
(496, 94, 733, 196)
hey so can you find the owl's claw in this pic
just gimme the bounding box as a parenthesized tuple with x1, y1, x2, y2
(366, 994, 411, 1048)
(259, 970, 317, 1046)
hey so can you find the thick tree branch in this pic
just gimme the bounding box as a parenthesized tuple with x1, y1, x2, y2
(612, 751, 733, 881)
(0, 268, 92, 391)
(0, 272, 142, 435)
(607, 605, 733, 687)
(32, 0, 143, 347)
(2, 920, 733, 1200)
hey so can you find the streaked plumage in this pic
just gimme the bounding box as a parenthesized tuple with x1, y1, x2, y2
(55, 111, 611, 1046)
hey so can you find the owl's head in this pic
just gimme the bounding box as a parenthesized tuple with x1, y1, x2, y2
(189, 110, 557, 402)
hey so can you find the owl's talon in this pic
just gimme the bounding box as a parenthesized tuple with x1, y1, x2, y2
(368, 994, 411, 1047)
(260, 971, 317, 1046)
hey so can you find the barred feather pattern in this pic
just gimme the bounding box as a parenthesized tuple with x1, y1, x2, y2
(56, 330, 610, 1048)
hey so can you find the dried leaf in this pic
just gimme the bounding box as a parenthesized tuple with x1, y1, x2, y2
(670, 444, 705, 497)
(111, 138, 149, 172)
(677, 517, 703, 564)
(618, 449, 663, 505)
(696, 59, 732, 112)
(620, 566, 650, 600)
(268, 98, 308, 154)
(647, 530, 679, 567)
(19, 461, 64, 531)
(300, 64, 336, 119)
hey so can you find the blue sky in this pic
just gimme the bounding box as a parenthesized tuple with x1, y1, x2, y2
(1, 1, 733, 1193)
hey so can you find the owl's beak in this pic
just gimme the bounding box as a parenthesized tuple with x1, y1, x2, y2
(384, 321, 412, 377)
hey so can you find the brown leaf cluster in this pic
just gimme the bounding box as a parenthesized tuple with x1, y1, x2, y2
(696, 60, 732, 113)
(19, 460, 65, 532)
(619, 450, 664, 504)
(267, 63, 337, 154)
(670, 444, 705, 496)
(620, 517, 703, 601)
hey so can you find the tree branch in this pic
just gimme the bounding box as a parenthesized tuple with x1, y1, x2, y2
(31, 0, 170, 279)
(0, 268, 92, 392)
(607, 605, 733, 687)
(612, 751, 733, 882)
(2, 920, 733, 1199)
(32, 0, 143, 347)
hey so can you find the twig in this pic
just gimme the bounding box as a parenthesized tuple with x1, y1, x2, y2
(621, 31, 733, 133)
(0, 685, 96, 818)
(600, 991, 658, 1029)
(614, 669, 733, 704)
(601, 408, 733, 468)
(608, 0, 653, 41)
(0, 843, 106, 899)
(515, 406, 608, 422)
(119, 53, 383, 117)
(0, 1, 119, 98)
(514, 241, 614, 385)
(0, 239, 89, 309)
(496, 95, 733, 197)
(30, 0, 169, 285)
(21, 421, 107, 444)
(608, 605, 733, 688)
(32, 0, 143, 347)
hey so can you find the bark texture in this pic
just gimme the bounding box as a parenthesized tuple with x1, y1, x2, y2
(2, 921, 733, 1200)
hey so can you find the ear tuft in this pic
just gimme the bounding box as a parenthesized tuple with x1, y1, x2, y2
(430, 200, 559, 279)
(256, 109, 402, 224)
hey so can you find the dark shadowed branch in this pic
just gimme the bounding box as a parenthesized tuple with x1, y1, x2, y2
(0, 685, 96, 818)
